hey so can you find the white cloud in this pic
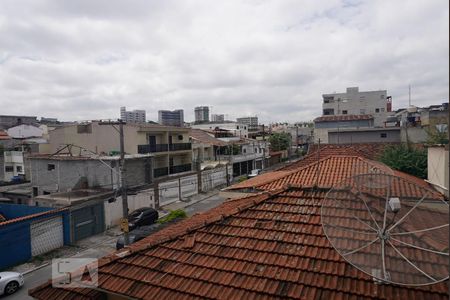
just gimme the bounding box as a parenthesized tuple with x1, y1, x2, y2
(0, 0, 448, 123)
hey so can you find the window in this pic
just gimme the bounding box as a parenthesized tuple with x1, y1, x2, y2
(243, 148, 246, 153)
(5, 166, 13, 172)
(380, 133, 387, 138)
(360, 109, 366, 114)
(16, 166, 22, 173)
(381, 108, 385, 112)
(237, 126, 239, 129)
(342, 110, 348, 114)
(48, 164, 55, 171)
(255, 148, 258, 153)
(178, 135, 183, 141)
(375, 108, 380, 113)
(33, 187, 38, 197)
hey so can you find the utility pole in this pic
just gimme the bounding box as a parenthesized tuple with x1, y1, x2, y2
(99, 119, 130, 246)
(119, 120, 130, 246)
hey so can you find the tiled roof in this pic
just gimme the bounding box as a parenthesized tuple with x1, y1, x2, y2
(314, 114, 373, 122)
(190, 129, 229, 146)
(227, 156, 442, 200)
(0, 207, 68, 227)
(29, 187, 448, 300)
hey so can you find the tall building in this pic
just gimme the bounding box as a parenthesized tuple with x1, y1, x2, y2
(120, 107, 146, 123)
(211, 114, 225, 122)
(322, 87, 392, 127)
(158, 109, 184, 127)
(236, 116, 258, 132)
(194, 106, 209, 123)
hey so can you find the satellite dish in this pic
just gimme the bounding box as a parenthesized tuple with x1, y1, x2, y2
(321, 173, 449, 286)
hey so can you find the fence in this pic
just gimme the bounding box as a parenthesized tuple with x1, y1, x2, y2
(103, 165, 232, 228)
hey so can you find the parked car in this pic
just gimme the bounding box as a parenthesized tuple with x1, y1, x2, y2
(127, 207, 159, 231)
(0, 272, 24, 296)
(248, 169, 261, 179)
(116, 224, 162, 250)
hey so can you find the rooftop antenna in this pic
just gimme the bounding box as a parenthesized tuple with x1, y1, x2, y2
(321, 173, 449, 286)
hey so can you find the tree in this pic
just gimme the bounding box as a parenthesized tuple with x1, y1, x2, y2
(378, 144, 427, 179)
(268, 132, 291, 152)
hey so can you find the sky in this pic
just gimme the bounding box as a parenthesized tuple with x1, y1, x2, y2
(0, 0, 448, 124)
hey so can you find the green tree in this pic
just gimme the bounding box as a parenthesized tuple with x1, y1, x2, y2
(268, 132, 291, 152)
(378, 144, 427, 179)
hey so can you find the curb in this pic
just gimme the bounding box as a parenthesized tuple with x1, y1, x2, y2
(22, 262, 51, 275)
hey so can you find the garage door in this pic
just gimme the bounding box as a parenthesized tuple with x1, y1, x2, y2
(72, 203, 104, 242)
(31, 216, 64, 256)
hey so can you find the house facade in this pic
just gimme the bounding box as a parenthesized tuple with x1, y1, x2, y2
(48, 121, 192, 179)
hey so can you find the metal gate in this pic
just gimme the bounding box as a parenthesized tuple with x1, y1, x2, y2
(31, 216, 64, 256)
(71, 203, 104, 242)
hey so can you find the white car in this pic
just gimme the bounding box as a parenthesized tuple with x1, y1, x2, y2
(0, 272, 24, 296)
(248, 169, 261, 178)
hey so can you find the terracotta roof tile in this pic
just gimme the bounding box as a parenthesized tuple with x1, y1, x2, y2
(30, 186, 448, 300)
(314, 114, 374, 122)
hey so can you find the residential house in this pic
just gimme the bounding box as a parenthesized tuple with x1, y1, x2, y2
(48, 121, 192, 179)
(192, 122, 249, 138)
(29, 153, 448, 299)
(29, 153, 154, 197)
(191, 129, 269, 176)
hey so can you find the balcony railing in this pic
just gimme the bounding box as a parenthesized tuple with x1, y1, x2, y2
(154, 167, 169, 178)
(169, 164, 192, 174)
(169, 143, 192, 151)
(138, 143, 191, 154)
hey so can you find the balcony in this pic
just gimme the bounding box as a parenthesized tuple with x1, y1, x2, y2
(170, 164, 192, 174)
(170, 143, 192, 151)
(138, 143, 191, 154)
(154, 167, 169, 178)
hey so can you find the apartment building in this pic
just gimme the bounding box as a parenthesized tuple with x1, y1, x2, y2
(158, 109, 184, 127)
(211, 114, 225, 122)
(120, 107, 146, 123)
(236, 116, 258, 132)
(194, 106, 209, 123)
(48, 121, 192, 179)
(322, 87, 392, 127)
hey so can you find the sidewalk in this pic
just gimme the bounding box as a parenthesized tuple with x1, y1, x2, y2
(158, 189, 221, 214)
(9, 189, 221, 275)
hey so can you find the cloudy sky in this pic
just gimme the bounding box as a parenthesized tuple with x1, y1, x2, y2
(0, 0, 448, 123)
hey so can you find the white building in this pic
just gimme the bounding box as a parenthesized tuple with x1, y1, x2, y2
(322, 87, 392, 127)
(191, 122, 248, 138)
(120, 107, 146, 123)
(3, 151, 24, 181)
(211, 114, 225, 122)
(236, 116, 258, 132)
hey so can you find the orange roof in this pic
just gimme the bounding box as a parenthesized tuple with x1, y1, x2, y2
(0, 130, 10, 140)
(228, 156, 442, 200)
(29, 188, 448, 300)
(314, 114, 373, 122)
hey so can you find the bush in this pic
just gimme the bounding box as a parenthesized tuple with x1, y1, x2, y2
(378, 144, 427, 179)
(157, 209, 187, 224)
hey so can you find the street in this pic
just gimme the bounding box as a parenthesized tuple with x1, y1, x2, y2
(5, 192, 226, 300)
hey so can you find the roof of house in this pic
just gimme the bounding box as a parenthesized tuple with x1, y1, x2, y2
(29, 187, 448, 300)
(0, 130, 10, 140)
(226, 156, 442, 200)
(278, 143, 393, 171)
(190, 129, 229, 146)
(0, 207, 68, 227)
(314, 114, 374, 123)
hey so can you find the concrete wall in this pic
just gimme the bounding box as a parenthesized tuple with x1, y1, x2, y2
(328, 129, 400, 144)
(30, 157, 152, 195)
(400, 127, 429, 143)
(427, 146, 449, 197)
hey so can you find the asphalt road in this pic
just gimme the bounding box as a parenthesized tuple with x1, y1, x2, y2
(4, 193, 226, 300)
